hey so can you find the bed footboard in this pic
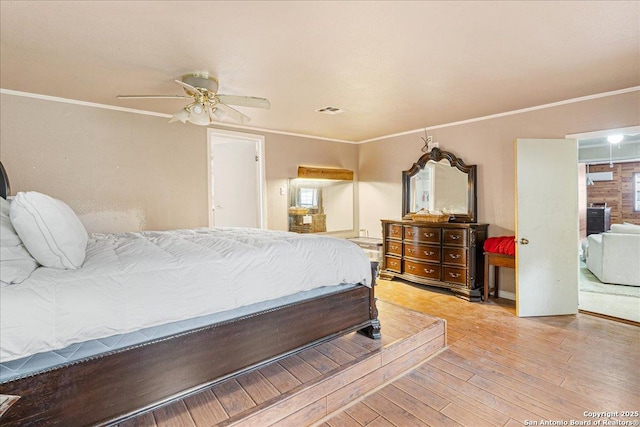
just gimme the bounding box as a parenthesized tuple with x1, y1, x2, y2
(0, 269, 380, 426)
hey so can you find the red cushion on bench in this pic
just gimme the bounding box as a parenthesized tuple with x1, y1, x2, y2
(483, 236, 515, 257)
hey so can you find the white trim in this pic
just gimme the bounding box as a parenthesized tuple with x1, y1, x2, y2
(567, 125, 640, 141)
(359, 86, 640, 144)
(496, 291, 515, 301)
(0, 88, 172, 118)
(0, 88, 355, 144)
(3, 86, 638, 145)
(207, 128, 267, 229)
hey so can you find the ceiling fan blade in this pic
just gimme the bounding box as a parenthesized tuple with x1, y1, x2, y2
(174, 79, 202, 95)
(118, 95, 191, 99)
(217, 94, 271, 109)
(215, 103, 251, 124)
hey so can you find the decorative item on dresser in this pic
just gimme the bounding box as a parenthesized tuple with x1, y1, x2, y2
(380, 147, 488, 301)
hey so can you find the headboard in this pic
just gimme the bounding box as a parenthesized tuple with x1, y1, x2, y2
(0, 161, 10, 199)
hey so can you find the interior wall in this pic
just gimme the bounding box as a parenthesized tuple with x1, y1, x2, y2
(0, 93, 209, 233)
(358, 90, 640, 296)
(587, 161, 640, 225)
(0, 92, 360, 235)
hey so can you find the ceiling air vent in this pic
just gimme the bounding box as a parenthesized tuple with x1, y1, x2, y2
(315, 106, 345, 115)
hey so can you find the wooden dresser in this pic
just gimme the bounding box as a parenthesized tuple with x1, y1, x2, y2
(380, 220, 488, 301)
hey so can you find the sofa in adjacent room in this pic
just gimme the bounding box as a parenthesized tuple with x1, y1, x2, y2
(583, 223, 640, 287)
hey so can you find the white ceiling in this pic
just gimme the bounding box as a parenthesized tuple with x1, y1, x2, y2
(1, 1, 638, 142)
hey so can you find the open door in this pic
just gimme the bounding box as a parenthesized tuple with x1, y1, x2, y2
(515, 138, 579, 317)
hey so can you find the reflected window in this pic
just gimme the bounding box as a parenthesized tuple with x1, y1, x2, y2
(299, 188, 318, 208)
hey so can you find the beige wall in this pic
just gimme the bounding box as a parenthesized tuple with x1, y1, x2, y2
(0, 93, 209, 233)
(0, 93, 359, 235)
(358, 91, 640, 295)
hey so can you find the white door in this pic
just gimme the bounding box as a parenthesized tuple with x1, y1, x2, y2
(208, 130, 266, 228)
(515, 138, 579, 317)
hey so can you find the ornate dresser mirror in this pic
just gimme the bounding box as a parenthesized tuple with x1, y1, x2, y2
(382, 148, 486, 300)
(402, 147, 477, 223)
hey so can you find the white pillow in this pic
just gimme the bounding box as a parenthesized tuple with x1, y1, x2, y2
(1, 198, 39, 284)
(10, 192, 88, 269)
(610, 223, 640, 235)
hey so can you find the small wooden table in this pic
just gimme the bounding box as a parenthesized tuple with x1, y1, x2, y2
(483, 252, 515, 302)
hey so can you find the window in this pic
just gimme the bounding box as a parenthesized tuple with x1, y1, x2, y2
(299, 188, 318, 208)
(635, 173, 640, 211)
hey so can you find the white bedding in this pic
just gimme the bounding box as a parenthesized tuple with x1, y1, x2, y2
(0, 227, 371, 362)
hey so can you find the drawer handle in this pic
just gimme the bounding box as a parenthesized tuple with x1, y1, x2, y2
(424, 268, 434, 274)
(423, 232, 435, 238)
(408, 265, 416, 271)
(407, 248, 414, 253)
(450, 235, 460, 240)
(390, 245, 399, 250)
(449, 254, 461, 259)
(424, 251, 435, 256)
(449, 272, 461, 278)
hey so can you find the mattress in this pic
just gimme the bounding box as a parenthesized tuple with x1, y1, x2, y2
(0, 227, 372, 364)
(0, 283, 356, 383)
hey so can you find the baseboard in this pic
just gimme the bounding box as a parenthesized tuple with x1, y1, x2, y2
(495, 290, 515, 301)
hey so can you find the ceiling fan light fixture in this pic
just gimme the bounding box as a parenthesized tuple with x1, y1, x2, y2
(168, 108, 189, 124)
(212, 107, 225, 121)
(121, 72, 270, 126)
(187, 103, 211, 126)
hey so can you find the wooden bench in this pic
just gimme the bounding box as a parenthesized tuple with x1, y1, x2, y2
(483, 252, 515, 302)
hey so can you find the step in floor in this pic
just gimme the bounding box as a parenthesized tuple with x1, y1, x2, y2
(119, 300, 446, 427)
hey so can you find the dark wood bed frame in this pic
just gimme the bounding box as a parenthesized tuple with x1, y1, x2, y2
(0, 161, 381, 426)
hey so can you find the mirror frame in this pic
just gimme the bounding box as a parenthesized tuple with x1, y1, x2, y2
(402, 147, 477, 223)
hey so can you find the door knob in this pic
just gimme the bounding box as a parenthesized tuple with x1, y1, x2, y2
(520, 238, 529, 245)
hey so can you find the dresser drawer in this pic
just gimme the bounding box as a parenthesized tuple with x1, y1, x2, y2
(385, 256, 401, 273)
(442, 266, 467, 285)
(403, 259, 440, 280)
(404, 226, 440, 244)
(386, 240, 402, 256)
(442, 247, 467, 266)
(403, 243, 440, 262)
(443, 229, 467, 247)
(387, 224, 403, 240)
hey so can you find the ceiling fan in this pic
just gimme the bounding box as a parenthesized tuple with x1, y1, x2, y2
(117, 71, 270, 126)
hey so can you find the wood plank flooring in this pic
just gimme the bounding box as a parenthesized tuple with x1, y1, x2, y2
(318, 280, 640, 427)
(120, 279, 639, 427)
(118, 298, 445, 427)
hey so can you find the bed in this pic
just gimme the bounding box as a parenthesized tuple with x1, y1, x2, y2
(0, 161, 380, 426)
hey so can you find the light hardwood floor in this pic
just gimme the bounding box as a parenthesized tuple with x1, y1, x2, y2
(318, 279, 640, 426)
(121, 279, 640, 426)
(118, 298, 446, 427)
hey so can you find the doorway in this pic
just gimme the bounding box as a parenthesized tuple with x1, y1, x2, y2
(207, 129, 266, 228)
(567, 126, 640, 323)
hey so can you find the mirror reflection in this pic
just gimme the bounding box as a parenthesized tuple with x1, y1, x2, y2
(409, 159, 469, 214)
(288, 178, 353, 233)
